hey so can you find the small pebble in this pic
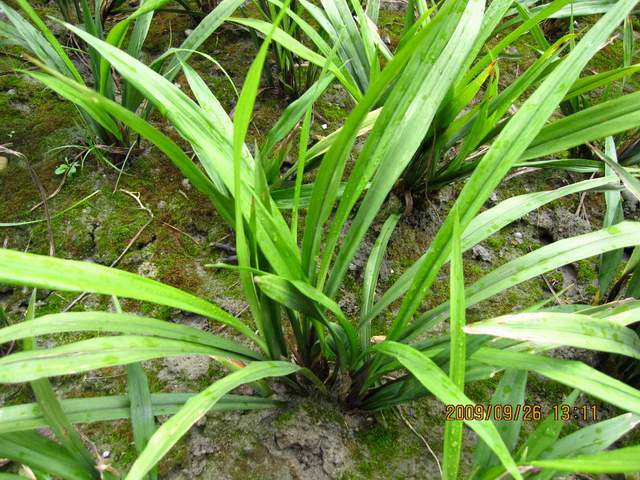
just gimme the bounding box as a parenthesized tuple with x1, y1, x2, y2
(185, 28, 193, 36)
(472, 245, 493, 262)
(181, 178, 192, 190)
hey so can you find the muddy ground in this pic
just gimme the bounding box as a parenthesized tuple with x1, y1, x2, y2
(1, 3, 640, 479)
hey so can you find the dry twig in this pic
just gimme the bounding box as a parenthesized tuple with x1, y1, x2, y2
(0, 145, 54, 256)
(64, 190, 154, 311)
(397, 406, 443, 478)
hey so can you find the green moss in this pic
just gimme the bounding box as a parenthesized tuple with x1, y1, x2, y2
(0, 67, 80, 161)
(576, 259, 597, 283)
(316, 99, 349, 125)
(377, 10, 405, 50)
(137, 301, 173, 320)
(463, 261, 485, 280)
(359, 422, 398, 453)
(272, 408, 296, 426)
(526, 375, 570, 405)
(465, 376, 501, 404)
(158, 437, 190, 476)
(354, 422, 417, 478)
(486, 234, 507, 250)
(81, 420, 137, 470)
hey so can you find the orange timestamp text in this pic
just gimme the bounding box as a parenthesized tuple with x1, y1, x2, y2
(445, 403, 598, 422)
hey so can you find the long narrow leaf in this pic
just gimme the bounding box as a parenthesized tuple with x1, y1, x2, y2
(528, 445, 640, 473)
(0, 249, 259, 344)
(0, 312, 260, 360)
(374, 342, 522, 479)
(22, 292, 96, 474)
(0, 431, 93, 480)
(472, 348, 640, 414)
(465, 312, 640, 358)
(127, 363, 157, 480)
(126, 361, 299, 480)
(0, 394, 278, 434)
(443, 207, 466, 480)
(0, 336, 228, 383)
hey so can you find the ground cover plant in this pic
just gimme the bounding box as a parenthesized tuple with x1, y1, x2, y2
(1, 0, 640, 478)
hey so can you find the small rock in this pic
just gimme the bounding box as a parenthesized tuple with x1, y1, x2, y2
(533, 207, 591, 241)
(185, 28, 194, 36)
(338, 290, 358, 317)
(137, 261, 158, 278)
(233, 384, 254, 396)
(10, 102, 31, 114)
(513, 231, 524, 244)
(181, 178, 192, 190)
(436, 185, 455, 203)
(380, 0, 406, 11)
(158, 356, 211, 382)
(472, 244, 493, 262)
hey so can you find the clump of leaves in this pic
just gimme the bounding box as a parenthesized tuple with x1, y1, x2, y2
(246, 0, 640, 193)
(1, 0, 640, 478)
(0, 0, 248, 151)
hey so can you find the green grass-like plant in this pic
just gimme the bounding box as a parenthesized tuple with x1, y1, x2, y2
(0, 0, 249, 150)
(244, 0, 640, 192)
(1, 0, 640, 478)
